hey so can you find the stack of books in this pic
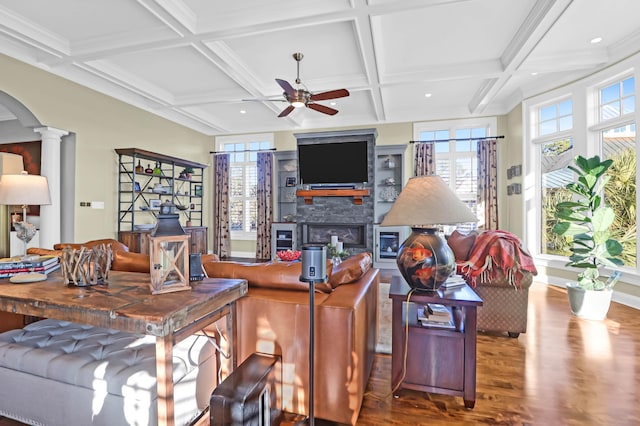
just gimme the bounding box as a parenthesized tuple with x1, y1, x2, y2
(0, 255, 60, 279)
(440, 274, 467, 290)
(417, 303, 455, 329)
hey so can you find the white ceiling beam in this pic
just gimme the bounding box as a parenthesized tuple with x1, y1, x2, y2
(468, 0, 574, 113)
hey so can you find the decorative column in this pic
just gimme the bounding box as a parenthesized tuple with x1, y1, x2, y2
(34, 126, 68, 249)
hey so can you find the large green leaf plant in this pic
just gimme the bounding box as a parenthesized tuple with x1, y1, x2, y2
(553, 155, 624, 290)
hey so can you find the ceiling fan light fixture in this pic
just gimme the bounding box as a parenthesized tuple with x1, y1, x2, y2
(291, 100, 306, 108)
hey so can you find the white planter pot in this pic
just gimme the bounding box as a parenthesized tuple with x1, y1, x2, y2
(566, 283, 613, 320)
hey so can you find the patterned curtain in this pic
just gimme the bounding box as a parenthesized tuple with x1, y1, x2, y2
(414, 142, 436, 176)
(212, 153, 231, 258)
(477, 139, 499, 230)
(255, 152, 274, 260)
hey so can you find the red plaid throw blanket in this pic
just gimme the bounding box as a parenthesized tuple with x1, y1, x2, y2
(458, 230, 537, 289)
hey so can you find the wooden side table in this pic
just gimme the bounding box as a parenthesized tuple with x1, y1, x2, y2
(389, 276, 483, 408)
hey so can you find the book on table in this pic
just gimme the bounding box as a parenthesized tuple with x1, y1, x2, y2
(0, 256, 60, 278)
(0, 255, 58, 269)
(440, 274, 467, 289)
(417, 306, 455, 329)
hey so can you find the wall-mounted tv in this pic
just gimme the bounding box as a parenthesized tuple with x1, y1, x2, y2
(298, 141, 368, 186)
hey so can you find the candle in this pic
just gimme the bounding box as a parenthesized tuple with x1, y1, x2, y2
(336, 241, 344, 252)
(330, 235, 338, 246)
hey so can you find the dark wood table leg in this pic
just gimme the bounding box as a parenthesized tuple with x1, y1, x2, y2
(463, 306, 478, 409)
(390, 297, 405, 392)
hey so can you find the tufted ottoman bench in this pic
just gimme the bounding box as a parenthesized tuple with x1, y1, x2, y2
(0, 319, 217, 426)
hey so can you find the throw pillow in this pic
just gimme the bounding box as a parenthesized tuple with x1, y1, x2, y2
(203, 260, 334, 293)
(328, 252, 372, 288)
(111, 250, 150, 273)
(448, 230, 478, 262)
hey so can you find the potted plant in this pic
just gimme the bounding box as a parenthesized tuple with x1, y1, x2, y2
(552, 154, 624, 320)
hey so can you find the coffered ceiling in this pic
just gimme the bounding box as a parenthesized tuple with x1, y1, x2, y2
(1, 0, 639, 136)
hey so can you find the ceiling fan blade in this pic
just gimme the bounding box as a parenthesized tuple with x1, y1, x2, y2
(308, 103, 339, 116)
(278, 105, 295, 117)
(309, 89, 349, 101)
(276, 79, 296, 96)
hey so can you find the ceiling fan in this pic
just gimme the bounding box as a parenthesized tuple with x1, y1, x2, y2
(247, 52, 350, 117)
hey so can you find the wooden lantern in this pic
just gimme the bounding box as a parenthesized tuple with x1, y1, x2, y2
(149, 210, 191, 294)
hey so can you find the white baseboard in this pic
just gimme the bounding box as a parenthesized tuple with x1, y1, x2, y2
(538, 275, 640, 310)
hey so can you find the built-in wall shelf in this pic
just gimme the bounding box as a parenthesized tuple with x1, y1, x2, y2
(296, 189, 370, 205)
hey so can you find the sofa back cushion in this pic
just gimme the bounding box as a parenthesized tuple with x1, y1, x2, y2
(111, 250, 150, 273)
(328, 252, 373, 288)
(448, 230, 478, 262)
(54, 239, 129, 253)
(203, 261, 334, 293)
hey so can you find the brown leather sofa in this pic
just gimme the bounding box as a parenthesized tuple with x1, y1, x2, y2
(202, 253, 379, 425)
(448, 230, 537, 337)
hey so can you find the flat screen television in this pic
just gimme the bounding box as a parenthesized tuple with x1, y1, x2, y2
(298, 141, 368, 185)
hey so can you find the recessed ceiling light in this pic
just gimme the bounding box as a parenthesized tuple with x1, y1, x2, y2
(424, 93, 432, 98)
(590, 37, 603, 44)
(240, 110, 246, 114)
(531, 72, 538, 76)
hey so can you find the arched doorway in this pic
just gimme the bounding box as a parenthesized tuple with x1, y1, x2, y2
(0, 91, 75, 253)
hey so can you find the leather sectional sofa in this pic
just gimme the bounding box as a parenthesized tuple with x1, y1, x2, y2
(201, 253, 379, 425)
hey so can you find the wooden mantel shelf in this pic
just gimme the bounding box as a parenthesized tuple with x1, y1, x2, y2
(296, 189, 370, 205)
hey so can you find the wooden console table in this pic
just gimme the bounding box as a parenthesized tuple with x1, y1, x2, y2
(0, 271, 247, 426)
(389, 276, 483, 408)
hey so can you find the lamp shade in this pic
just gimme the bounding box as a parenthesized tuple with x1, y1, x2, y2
(0, 153, 24, 175)
(380, 175, 477, 227)
(0, 153, 24, 258)
(380, 175, 477, 291)
(0, 172, 51, 206)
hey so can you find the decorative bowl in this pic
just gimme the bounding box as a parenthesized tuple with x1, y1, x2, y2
(175, 205, 188, 211)
(276, 250, 301, 261)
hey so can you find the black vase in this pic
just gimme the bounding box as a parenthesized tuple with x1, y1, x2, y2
(396, 227, 455, 291)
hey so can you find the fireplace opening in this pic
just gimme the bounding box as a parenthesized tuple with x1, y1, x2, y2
(302, 223, 366, 248)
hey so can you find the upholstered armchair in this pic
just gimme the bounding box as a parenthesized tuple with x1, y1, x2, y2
(448, 230, 537, 338)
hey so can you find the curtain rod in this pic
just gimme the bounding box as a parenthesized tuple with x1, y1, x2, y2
(209, 148, 277, 154)
(410, 135, 504, 143)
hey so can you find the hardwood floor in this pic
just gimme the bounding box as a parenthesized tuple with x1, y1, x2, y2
(1, 281, 639, 425)
(355, 282, 640, 425)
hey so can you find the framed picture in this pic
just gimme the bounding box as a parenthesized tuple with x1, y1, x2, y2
(194, 184, 202, 197)
(149, 199, 162, 210)
(285, 176, 297, 187)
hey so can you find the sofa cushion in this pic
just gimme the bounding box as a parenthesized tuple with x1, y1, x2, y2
(203, 261, 334, 293)
(54, 239, 129, 253)
(201, 253, 220, 263)
(328, 252, 372, 288)
(27, 247, 63, 257)
(448, 230, 478, 261)
(111, 250, 150, 273)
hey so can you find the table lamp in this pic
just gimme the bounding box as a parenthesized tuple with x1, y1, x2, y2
(0, 171, 51, 258)
(380, 175, 477, 291)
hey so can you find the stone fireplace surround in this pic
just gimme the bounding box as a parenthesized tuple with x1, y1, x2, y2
(294, 129, 377, 255)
